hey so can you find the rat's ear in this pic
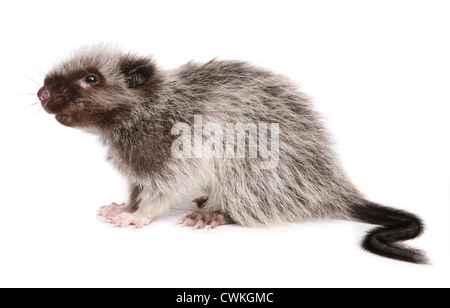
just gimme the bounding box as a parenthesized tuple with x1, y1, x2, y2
(128, 64, 153, 88)
(121, 57, 155, 88)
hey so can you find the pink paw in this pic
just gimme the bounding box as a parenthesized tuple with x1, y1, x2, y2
(108, 212, 151, 229)
(177, 210, 232, 230)
(98, 202, 152, 228)
(98, 202, 126, 218)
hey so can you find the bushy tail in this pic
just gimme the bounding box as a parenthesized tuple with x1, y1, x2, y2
(351, 200, 428, 264)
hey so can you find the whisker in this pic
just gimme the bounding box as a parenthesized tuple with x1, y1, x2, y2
(15, 92, 37, 97)
(29, 57, 46, 80)
(24, 73, 41, 87)
(32, 107, 43, 118)
(27, 102, 41, 108)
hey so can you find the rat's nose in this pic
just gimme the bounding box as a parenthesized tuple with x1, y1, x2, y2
(37, 87, 50, 103)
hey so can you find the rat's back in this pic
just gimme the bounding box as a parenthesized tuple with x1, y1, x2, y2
(164, 59, 362, 226)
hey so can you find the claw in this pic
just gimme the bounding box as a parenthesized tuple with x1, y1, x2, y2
(193, 220, 205, 230)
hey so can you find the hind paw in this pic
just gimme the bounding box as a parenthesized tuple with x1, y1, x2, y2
(177, 210, 232, 230)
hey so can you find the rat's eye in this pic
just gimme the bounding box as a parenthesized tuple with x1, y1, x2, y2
(85, 74, 99, 84)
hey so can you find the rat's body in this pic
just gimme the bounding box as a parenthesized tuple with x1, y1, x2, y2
(38, 44, 427, 263)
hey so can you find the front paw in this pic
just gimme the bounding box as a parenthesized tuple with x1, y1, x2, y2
(97, 202, 127, 218)
(107, 212, 152, 229)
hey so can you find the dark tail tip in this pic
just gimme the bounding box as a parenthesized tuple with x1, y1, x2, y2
(352, 201, 428, 264)
(361, 227, 429, 264)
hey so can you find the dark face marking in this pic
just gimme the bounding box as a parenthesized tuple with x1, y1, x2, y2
(38, 56, 158, 129)
(37, 67, 105, 127)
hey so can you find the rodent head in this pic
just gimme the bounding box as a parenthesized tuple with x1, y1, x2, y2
(37, 44, 156, 128)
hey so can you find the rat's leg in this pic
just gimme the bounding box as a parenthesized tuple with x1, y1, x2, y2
(97, 183, 142, 218)
(105, 184, 174, 228)
(177, 210, 233, 230)
(102, 160, 214, 228)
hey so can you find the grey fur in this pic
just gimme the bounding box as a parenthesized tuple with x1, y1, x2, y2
(45, 43, 363, 226)
(40, 44, 428, 263)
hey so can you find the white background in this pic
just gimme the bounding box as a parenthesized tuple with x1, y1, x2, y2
(0, 0, 449, 287)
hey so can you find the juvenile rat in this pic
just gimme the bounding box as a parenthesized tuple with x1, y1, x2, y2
(37, 44, 427, 263)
